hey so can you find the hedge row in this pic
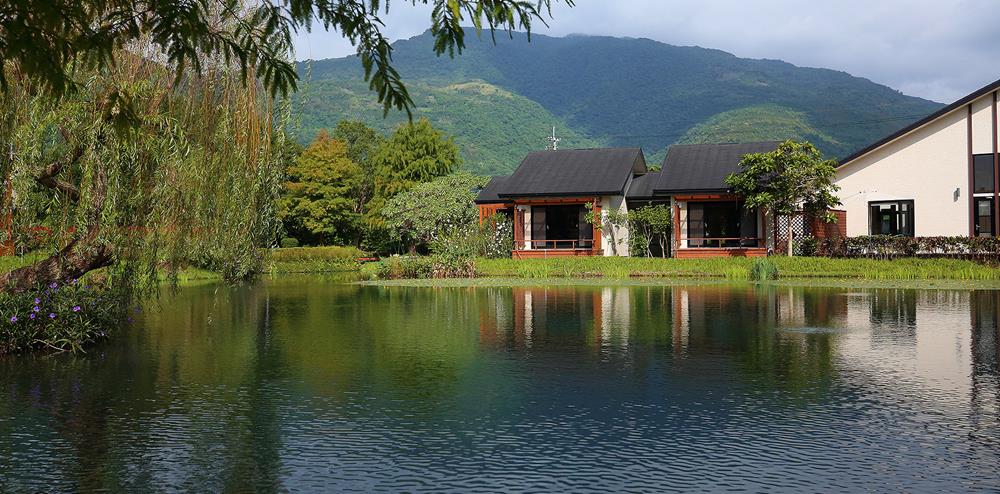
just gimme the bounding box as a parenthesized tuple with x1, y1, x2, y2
(814, 235, 1000, 260)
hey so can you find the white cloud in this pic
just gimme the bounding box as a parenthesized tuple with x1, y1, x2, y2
(292, 0, 1000, 102)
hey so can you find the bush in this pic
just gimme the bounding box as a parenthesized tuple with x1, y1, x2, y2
(480, 214, 514, 259)
(279, 237, 300, 248)
(749, 258, 779, 281)
(818, 235, 1000, 261)
(0, 280, 123, 354)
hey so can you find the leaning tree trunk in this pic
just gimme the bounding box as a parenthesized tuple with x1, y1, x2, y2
(0, 234, 114, 294)
(0, 151, 114, 294)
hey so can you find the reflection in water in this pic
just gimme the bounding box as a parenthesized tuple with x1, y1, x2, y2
(0, 280, 998, 492)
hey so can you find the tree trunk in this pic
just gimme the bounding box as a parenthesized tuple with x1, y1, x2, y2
(786, 215, 795, 257)
(1, 157, 113, 293)
(0, 235, 113, 293)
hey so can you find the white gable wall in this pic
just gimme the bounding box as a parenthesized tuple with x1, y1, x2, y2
(835, 91, 997, 237)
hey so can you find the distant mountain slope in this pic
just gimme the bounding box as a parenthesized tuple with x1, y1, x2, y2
(297, 29, 942, 174)
(678, 104, 840, 149)
(295, 77, 604, 175)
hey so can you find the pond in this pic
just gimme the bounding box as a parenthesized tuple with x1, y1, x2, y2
(1, 278, 998, 492)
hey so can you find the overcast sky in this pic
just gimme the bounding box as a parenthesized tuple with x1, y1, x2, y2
(293, 0, 999, 103)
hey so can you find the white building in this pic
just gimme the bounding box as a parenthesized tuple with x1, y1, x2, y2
(836, 78, 1000, 237)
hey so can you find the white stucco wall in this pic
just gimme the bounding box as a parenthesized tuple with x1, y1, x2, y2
(834, 91, 997, 237)
(971, 97, 994, 155)
(600, 194, 630, 256)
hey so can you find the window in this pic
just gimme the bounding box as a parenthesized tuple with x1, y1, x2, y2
(975, 198, 995, 237)
(869, 200, 914, 236)
(973, 154, 996, 194)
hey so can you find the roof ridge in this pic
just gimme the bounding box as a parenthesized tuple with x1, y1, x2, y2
(840, 76, 1000, 165)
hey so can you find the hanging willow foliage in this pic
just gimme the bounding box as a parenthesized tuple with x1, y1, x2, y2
(0, 42, 287, 297)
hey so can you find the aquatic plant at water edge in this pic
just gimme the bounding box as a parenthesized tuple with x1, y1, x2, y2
(0, 281, 122, 354)
(749, 258, 779, 281)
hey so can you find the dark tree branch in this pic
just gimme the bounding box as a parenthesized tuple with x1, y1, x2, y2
(34, 144, 83, 201)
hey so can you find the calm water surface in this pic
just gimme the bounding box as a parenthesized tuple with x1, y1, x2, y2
(1, 279, 999, 492)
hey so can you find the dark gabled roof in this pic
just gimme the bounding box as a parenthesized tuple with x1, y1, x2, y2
(840, 76, 1000, 166)
(497, 148, 646, 198)
(625, 172, 660, 200)
(654, 141, 781, 193)
(474, 176, 511, 204)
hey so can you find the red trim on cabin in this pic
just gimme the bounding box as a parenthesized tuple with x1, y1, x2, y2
(513, 249, 599, 259)
(674, 248, 767, 258)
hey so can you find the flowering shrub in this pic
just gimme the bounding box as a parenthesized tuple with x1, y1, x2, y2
(0, 280, 123, 354)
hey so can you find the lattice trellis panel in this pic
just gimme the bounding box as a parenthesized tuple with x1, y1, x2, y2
(774, 213, 812, 253)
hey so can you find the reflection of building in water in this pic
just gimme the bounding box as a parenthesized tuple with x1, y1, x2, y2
(479, 287, 633, 351)
(836, 290, 983, 413)
(970, 291, 1000, 419)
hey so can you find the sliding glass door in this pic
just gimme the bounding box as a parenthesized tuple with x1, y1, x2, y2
(687, 201, 758, 248)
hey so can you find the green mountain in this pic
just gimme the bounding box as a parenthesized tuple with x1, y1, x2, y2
(295, 30, 943, 174)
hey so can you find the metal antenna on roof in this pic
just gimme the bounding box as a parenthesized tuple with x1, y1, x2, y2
(545, 126, 561, 151)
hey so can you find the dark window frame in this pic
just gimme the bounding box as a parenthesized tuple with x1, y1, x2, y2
(868, 200, 915, 237)
(973, 153, 996, 194)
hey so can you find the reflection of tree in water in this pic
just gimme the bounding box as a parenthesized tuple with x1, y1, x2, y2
(868, 289, 917, 346)
(220, 287, 285, 492)
(0, 282, 289, 491)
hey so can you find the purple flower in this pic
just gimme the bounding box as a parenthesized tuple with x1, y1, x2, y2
(71, 278, 78, 284)
(32, 306, 39, 313)
(48, 313, 55, 319)
(29, 313, 35, 320)
(9, 316, 16, 323)
(72, 306, 81, 312)
(49, 282, 57, 289)
(33, 298, 40, 304)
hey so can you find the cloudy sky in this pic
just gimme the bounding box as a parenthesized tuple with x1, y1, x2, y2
(292, 0, 999, 103)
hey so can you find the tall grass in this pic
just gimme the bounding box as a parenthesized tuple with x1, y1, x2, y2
(749, 258, 779, 281)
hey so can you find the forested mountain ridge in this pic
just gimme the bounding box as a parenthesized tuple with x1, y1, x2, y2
(295, 29, 943, 175)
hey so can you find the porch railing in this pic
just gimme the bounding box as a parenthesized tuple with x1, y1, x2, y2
(517, 239, 595, 250)
(681, 237, 762, 248)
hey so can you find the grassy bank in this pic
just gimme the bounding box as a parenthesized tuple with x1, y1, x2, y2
(474, 256, 1000, 281)
(1, 246, 366, 285)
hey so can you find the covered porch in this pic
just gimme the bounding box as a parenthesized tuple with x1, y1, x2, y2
(511, 197, 603, 258)
(671, 194, 767, 258)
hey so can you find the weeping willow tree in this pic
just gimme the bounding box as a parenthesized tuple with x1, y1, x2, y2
(0, 44, 286, 296)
